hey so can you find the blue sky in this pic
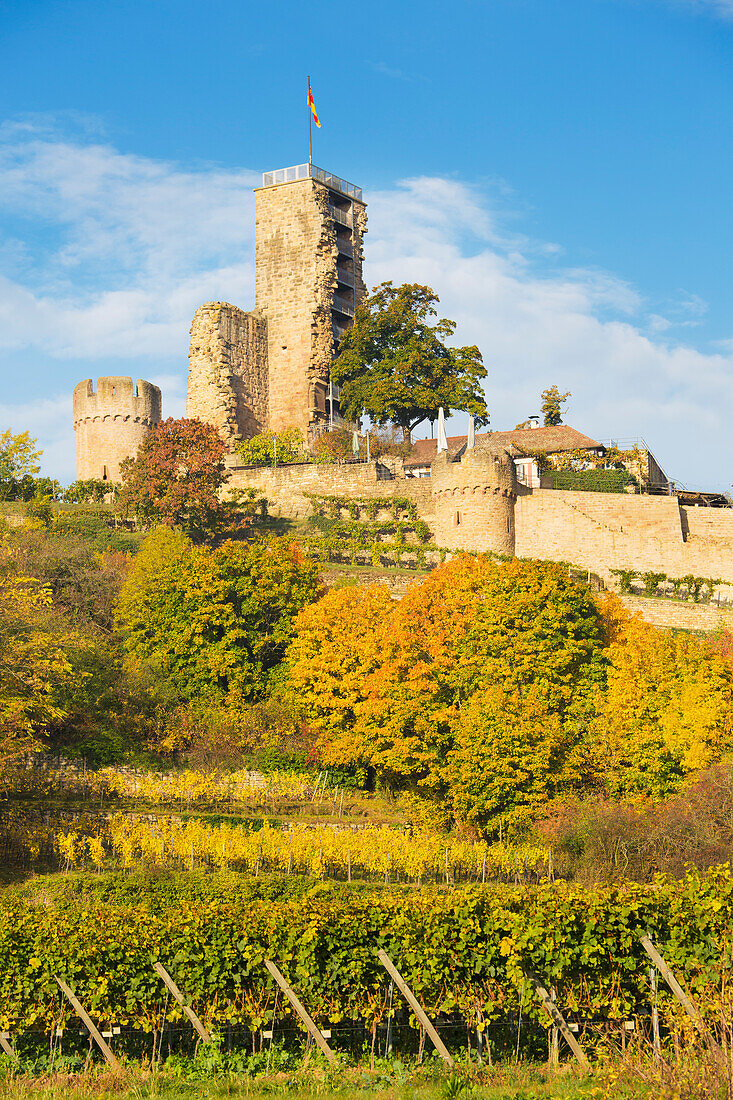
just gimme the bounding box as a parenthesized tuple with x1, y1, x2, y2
(0, 0, 732, 486)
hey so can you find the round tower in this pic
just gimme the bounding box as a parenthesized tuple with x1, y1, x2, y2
(431, 443, 517, 556)
(72, 377, 162, 483)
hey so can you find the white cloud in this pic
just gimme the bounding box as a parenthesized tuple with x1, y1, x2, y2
(0, 394, 74, 483)
(0, 122, 732, 489)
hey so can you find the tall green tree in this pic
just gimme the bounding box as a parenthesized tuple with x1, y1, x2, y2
(331, 282, 488, 441)
(119, 418, 228, 537)
(117, 529, 322, 702)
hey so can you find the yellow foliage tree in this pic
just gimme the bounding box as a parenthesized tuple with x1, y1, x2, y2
(285, 584, 393, 765)
(595, 596, 733, 797)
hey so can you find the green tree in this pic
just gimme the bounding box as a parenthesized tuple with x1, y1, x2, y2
(119, 418, 229, 537)
(331, 282, 488, 442)
(540, 385, 571, 426)
(117, 528, 322, 702)
(63, 479, 111, 504)
(446, 685, 568, 830)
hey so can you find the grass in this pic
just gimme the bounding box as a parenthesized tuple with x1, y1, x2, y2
(0, 1062, 610, 1100)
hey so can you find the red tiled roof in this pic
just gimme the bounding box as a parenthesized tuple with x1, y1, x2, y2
(403, 425, 602, 466)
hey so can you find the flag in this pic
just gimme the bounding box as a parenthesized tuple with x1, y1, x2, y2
(308, 84, 321, 128)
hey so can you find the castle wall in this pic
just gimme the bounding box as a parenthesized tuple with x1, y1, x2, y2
(187, 303, 268, 446)
(254, 178, 366, 439)
(73, 377, 161, 482)
(515, 488, 733, 588)
(431, 448, 517, 556)
(224, 461, 435, 522)
(619, 595, 733, 632)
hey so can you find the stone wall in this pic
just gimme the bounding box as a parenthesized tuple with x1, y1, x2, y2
(187, 303, 268, 446)
(224, 461, 435, 522)
(620, 594, 733, 632)
(514, 488, 733, 592)
(73, 376, 161, 482)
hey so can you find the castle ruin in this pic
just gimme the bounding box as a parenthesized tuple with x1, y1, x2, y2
(186, 164, 367, 445)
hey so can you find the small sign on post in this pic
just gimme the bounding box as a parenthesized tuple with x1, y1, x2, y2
(377, 949, 454, 1068)
(264, 959, 337, 1066)
(153, 962, 211, 1045)
(55, 977, 122, 1073)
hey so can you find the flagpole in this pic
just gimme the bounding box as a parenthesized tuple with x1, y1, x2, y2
(308, 75, 312, 165)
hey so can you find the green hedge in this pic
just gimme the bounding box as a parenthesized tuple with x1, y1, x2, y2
(544, 469, 633, 493)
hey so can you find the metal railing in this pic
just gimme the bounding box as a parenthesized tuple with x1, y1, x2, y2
(333, 294, 355, 317)
(336, 238, 354, 257)
(330, 205, 353, 228)
(261, 163, 362, 202)
(337, 269, 355, 288)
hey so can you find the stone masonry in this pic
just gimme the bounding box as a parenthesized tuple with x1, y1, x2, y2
(187, 303, 268, 446)
(187, 165, 367, 445)
(73, 376, 161, 482)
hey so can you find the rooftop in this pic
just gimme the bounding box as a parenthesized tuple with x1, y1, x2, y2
(403, 424, 603, 466)
(260, 163, 362, 202)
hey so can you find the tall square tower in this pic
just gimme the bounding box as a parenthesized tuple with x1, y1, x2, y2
(255, 164, 367, 439)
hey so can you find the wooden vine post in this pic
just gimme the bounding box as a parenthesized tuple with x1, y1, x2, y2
(527, 974, 589, 1069)
(639, 934, 723, 1059)
(152, 962, 211, 1044)
(0, 1031, 17, 1063)
(55, 977, 122, 1073)
(377, 949, 454, 1068)
(264, 959, 337, 1066)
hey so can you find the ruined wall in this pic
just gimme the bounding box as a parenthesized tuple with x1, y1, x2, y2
(224, 461, 435, 522)
(515, 489, 733, 588)
(187, 303, 268, 446)
(432, 446, 517, 555)
(73, 377, 161, 482)
(254, 178, 367, 440)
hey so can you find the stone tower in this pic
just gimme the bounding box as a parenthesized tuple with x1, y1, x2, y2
(72, 376, 162, 483)
(255, 165, 367, 437)
(187, 163, 367, 446)
(431, 443, 518, 556)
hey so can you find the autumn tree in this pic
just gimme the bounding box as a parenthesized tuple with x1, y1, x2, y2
(0, 429, 44, 501)
(540, 385, 571, 426)
(352, 556, 605, 818)
(119, 417, 229, 537)
(446, 685, 568, 829)
(0, 569, 79, 763)
(117, 528, 322, 703)
(285, 584, 394, 764)
(591, 596, 733, 798)
(331, 282, 488, 442)
(235, 428, 305, 467)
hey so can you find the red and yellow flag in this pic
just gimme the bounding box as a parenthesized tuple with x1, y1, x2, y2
(308, 84, 321, 128)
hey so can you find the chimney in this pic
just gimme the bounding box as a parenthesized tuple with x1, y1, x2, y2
(529, 416, 540, 429)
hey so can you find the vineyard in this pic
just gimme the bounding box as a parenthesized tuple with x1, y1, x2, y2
(53, 816, 552, 883)
(0, 867, 730, 1047)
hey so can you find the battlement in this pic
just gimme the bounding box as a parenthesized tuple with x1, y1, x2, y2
(73, 377, 161, 427)
(432, 444, 518, 556)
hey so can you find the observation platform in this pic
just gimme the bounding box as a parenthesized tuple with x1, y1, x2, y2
(261, 163, 362, 202)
